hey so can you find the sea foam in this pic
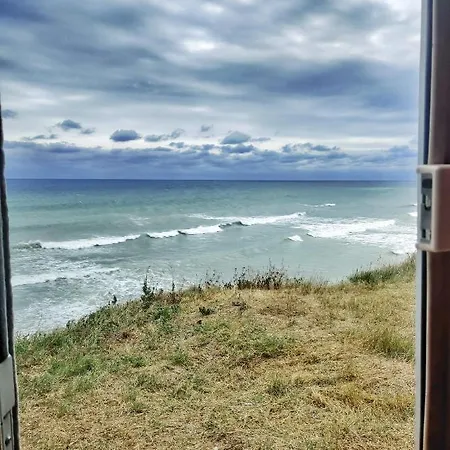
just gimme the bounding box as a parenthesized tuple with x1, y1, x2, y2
(300, 219, 395, 239)
(12, 267, 120, 287)
(304, 203, 336, 208)
(190, 212, 305, 226)
(179, 225, 223, 235)
(287, 235, 303, 242)
(148, 225, 224, 238)
(17, 234, 141, 250)
(147, 230, 180, 239)
(146, 214, 304, 239)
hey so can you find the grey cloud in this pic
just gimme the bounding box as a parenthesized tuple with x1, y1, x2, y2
(220, 144, 256, 154)
(55, 120, 95, 135)
(221, 131, 251, 145)
(7, 140, 82, 154)
(201, 124, 213, 133)
(170, 128, 185, 139)
(169, 142, 186, 149)
(56, 119, 82, 131)
(3, 109, 18, 119)
(145, 128, 185, 142)
(191, 144, 216, 152)
(359, 145, 417, 165)
(282, 143, 340, 153)
(1, 1, 417, 109)
(22, 133, 58, 141)
(145, 135, 165, 143)
(251, 137, 271, 143)
(110, 129, 142, 142)
(196, 59, 415, 112)
(388, 145, 417, 158)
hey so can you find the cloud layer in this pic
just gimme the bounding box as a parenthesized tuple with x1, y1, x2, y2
(4, 138, 416, 180)
(1, 0, 420, 179)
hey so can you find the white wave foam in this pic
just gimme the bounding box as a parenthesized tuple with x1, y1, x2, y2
(12, 267, 120, 287)
(241, 213, 304, 226)
(347, 232, 416, 256)
(287, 235, 303, 242)
(190, 212, 305, 226)
(219, 220, 245, 228)
(147, 230, 180, 239)
(179, 225, 223, 235)
(391, 249, 415, 256)
(18, 234, 141, 250)
(295, 216, 415, 254)
(408, 211, 418, 218)
(129, 216, 149, 226)
(305, 203, 336, 208)
(188, 213, 217, 220)
(300, 219, 395, 239)
(16, 241, 43, 250)
(148, 221, 247, 238)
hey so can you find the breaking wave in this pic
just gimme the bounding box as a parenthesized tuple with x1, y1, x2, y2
(189, 212, 305, 226)
(294, 217, 415, 255)
(299, 219, 395, 239)
(147, 230, 180, 239)
(179, 225, 223, 235)
(148, 223, 236, 238)
(304, 203, 336, 208)
(12, 267, 120, 287)
(16, 234, 141, 250)
(147, 212, 306, 239)
(287, 235, 303, 242)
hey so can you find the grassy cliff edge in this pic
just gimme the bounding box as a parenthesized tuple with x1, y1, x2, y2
(16, 258, 415, 449)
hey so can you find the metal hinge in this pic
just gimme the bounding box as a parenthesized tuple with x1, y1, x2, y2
(0, 355, 15, 449)
(417, 165, 450, 252)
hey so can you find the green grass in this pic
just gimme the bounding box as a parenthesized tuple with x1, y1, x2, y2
(16, 258, 415, 450)
(361, 325, 415, 361)
(348, 255, 415, 285)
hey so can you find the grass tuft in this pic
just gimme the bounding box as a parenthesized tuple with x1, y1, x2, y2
(361, 325, 414, 361)
(348, 255, 415, 286)
(267, 376, 291, 397)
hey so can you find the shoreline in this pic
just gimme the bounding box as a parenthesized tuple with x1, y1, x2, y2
(16, 257, 415, 449)
(16, 255, 414, 337)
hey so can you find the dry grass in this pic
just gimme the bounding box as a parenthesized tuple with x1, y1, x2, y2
(16, 258, 415, 449)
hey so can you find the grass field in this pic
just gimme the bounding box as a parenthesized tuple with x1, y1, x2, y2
(16, 258, 415, 449)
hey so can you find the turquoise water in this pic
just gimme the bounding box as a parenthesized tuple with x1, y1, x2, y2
(7, 180, 417, 334)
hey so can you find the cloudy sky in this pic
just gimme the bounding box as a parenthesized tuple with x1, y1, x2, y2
(1, 0, 420, 180)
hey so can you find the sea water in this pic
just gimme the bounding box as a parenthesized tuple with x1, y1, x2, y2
(7, 179, 417, 334)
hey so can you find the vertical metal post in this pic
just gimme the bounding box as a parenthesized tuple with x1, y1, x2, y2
(416, 0, 432, 449)
(418, 0, 450, 448)
(0, 112, 8, 363)
(0, 105, 19, 449)
(1, 114, 20, 450)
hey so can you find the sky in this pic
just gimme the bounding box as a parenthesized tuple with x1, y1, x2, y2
(1, 0, 421, 180)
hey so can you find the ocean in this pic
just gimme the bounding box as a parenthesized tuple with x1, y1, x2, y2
(7, 179, 417, 335)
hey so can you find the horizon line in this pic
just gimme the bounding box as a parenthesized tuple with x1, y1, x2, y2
(5, 177, 415, 182)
